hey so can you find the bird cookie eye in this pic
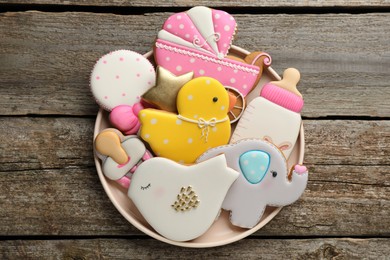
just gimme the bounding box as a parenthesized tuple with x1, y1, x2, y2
(212, 97, 218, 102)
(141, 183, 151, 190)
(271, 171, 277, 178)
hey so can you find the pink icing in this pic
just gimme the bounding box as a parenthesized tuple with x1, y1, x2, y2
(132, 102, 144, 116)
(260, 83, 304, 113)
(109, 103, 144, 135)
(212, 9, 236, 57)
(155, 39, 259, 96)
(163, 12, 213, 53)
(117, 156, 131, 168)
(116, 176, 130, 189)
(294, 164, 307, 174)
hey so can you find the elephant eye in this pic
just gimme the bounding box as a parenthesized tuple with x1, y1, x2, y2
(141, 183, 151, 190)
(271, 171, 277, 178)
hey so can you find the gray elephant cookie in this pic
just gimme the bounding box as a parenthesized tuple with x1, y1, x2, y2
(197, 138, 308, 229)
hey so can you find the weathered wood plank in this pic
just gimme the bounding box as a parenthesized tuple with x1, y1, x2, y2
(0, 12, 389, 117)
(0, 0, 389, 8)
(1, 118, 388, 173)
(0, 118, 388, 236)
(0, 165, 388, 236)
(0, 168, 135, 235)
(0, 238, 389, 259)
(0, 117, 95, 172)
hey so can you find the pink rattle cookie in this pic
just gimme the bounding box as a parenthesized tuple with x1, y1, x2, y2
(90, 50, 156, 134)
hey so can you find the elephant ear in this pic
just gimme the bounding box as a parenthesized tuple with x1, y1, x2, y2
(239, 150, 270, 184)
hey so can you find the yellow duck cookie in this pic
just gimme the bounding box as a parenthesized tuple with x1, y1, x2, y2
(139, 77, 232, 164)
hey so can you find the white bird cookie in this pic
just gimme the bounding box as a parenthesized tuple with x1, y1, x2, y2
(128, 154, 239, 241)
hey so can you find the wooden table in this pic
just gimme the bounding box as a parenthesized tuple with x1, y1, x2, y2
(0, 1, 389, 258)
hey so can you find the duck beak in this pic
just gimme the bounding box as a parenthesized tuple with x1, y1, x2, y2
(228, 92, 237, 112)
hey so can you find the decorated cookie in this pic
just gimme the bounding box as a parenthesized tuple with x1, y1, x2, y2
(142, 66, 194, 113)
(139, 77, 232, 163)
(90, 50, 155, 111)
(128, 154, 239, 241)
(197, 139, 308, 229)
(244, 51, 272, 90)
(108, 103, 144, 135)
(90, 50, 156, 134)
(154, 6, 263, 97)
(94, 129, 152, 188)
(225, 87, 245, 123)
(231, 68, 303, 158)
(224, 51, 272, 96)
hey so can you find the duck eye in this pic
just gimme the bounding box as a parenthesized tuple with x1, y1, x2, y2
(272, 171, 277, 177)
(212, 97, 218, 102)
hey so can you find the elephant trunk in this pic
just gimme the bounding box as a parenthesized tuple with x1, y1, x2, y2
(270, 166, 308, 206)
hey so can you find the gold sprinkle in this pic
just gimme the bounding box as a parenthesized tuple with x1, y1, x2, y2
(171, 185, 200, 212)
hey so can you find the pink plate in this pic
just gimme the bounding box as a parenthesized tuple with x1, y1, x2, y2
(93, 46, 305, 248)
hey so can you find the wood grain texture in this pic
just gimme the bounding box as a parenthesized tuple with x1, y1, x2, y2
(1, 165, 388, 236)
(0, 2, 389, 256)
(0, 117, 389, 236)
(0, 11, 389, 117)
(1, 118, 388, 172)
(0, 238, 389, 259)
(0, 0, 389, 8)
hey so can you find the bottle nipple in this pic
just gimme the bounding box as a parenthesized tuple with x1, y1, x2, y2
(260, 68, 304, 113)
(269, 68, 302, 97)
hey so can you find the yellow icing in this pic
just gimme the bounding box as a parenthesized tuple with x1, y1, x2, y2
(139, 77, 231, 163)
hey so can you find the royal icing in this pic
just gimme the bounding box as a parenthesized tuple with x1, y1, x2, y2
(94, 129, 152, 187)
(139, 77, 231, 163)
(142, 66, 194, 113)
(239, 150, 270, 184)
(90, 50, 156, 111)
(109, 103, 143, 135)
(90, 6, 308, 242)
(231, 68, 303, 158)
(128, 154, 239, 241)
(225, 87, 246, 123)
(154, 6, 261, 97)
(102, 136, 148, 181)
(197, 139, 308, 229)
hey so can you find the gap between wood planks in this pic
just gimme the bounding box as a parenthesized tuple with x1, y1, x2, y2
(0, 4, 390, 15)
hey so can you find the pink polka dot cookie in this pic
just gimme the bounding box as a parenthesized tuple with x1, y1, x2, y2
(154, 6, 266, 97)
(90, 50, 156, 111)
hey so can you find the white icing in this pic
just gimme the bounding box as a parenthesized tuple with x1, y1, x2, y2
(128, 155, 239, 241)
(230, 97, 301, 158)
(158, 30, 213, 55)
(187, 6, 220, 56)
(90, 50, 155, 111)
(197, 139, 308, 229)
(102, 137, 146, 180)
